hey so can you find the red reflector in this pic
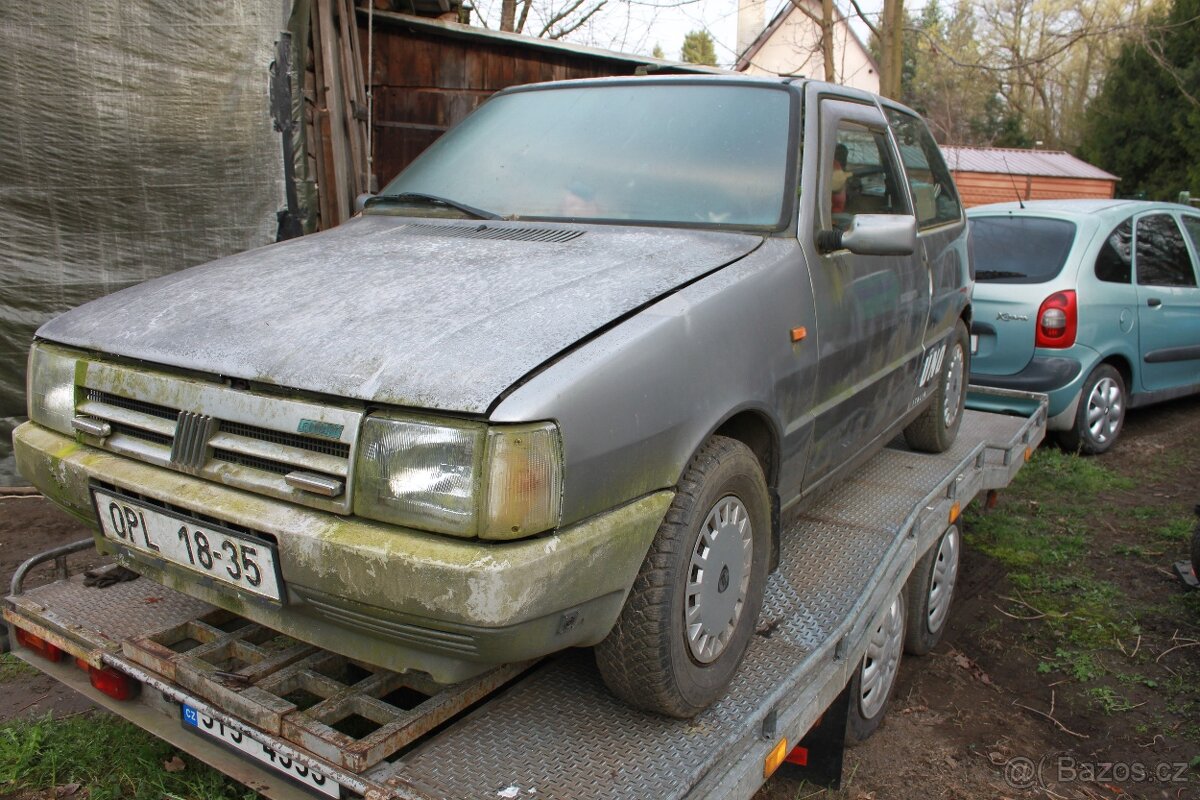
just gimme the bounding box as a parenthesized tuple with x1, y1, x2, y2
(14, 628, 63, 663)
(75, 657, 91, 671)
(88, 665, 138, 701)
(785, 746, 809, 766)
(1035, 290, 1077, 349)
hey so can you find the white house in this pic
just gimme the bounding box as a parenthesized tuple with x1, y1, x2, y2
(735, 0, 880, 94)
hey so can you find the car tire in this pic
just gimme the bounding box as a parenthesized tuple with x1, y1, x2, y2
(595, 436, 771, 718)
(904, 525, 960, 655)
(1057, 363, 1125, 455)
(904, 319, 969, 454)
(846, 588, 906, 743)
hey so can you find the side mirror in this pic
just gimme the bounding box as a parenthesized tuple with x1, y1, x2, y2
(817, 214, 917, 256)
(354, 192, 376, 213)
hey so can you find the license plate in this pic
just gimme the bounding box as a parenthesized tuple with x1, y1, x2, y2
(182, 703, 340, 798)
(92, 488, 282, 601)
(970, 334, 979, 355)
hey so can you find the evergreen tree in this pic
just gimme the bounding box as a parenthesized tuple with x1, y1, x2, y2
(1080, 0, 1200, 198)
(680, 30, 717, 67)
(651, 43, 664, 59)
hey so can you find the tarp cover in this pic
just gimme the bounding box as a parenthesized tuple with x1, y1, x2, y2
(0, 2, 286, 484)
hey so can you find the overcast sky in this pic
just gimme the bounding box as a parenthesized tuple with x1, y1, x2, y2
(469, 0, 887, 67)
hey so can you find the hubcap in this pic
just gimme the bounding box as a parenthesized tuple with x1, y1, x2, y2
(1085, 376, 1123, 443)
(858, 594, 904, 719)
(942, 343, 965, 428)
(686, 496, 753, 664)
(926, 526, 960, 635)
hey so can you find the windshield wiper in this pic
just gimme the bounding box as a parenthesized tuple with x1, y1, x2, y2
(976, 269, 1028, 280)
(367, 192, 500, 220)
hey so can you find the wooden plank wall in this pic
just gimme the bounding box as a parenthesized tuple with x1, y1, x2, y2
(953, 171, 1117, 208)
(363, 20, 637, 190)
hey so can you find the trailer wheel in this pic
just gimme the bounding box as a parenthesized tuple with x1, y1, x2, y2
(595, 436, 770, 718)
(846, 588, 906, 743)
(905, 319, 969, 454)
(905, 525, 960, 655)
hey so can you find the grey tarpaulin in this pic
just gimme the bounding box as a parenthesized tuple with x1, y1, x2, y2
(0, 2, 287, 484)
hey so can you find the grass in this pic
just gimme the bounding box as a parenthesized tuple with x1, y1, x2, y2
(0, 713, 252, 800)
(0, 652, 39, 683)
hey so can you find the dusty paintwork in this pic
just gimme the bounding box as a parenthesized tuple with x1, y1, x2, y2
(36, 215, 760, 414)
(16, 77, 973, 687)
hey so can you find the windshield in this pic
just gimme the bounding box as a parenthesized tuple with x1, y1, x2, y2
(970, 216, 1077, 283)
(373, 82, 796, 229)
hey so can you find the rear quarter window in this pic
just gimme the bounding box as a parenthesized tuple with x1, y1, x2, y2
(970, 216, 1077, 284)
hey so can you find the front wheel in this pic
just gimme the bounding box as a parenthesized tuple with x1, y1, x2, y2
(905, 320, 969, 454)
(1057, 364, 1125, 455)
(595, 436, 771, 718)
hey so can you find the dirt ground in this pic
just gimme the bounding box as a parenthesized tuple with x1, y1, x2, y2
(2, 395, 1199, 799)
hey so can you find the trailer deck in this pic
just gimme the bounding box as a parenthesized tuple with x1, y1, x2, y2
(6, 393, 1045, 800)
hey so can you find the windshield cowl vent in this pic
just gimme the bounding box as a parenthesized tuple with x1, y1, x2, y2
(395, 223, 585, 244)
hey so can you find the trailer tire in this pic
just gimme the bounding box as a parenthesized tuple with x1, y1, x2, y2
(595, 436, 770, 719)
(905, 320, 969, 454)
(846, 588, 906, 743)
(904, 525, 960, 655)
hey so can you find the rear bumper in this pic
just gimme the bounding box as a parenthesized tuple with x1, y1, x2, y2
(971, 347, 1097, 421)
(13, 422, 671, 683)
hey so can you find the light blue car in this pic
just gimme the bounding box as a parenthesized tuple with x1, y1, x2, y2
(968, 199, 1200, 453)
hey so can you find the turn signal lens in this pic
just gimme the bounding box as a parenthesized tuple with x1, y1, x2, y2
(1035, 290, 1077, 348)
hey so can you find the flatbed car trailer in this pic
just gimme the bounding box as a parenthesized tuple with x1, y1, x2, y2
(4, 388, 1045, 800)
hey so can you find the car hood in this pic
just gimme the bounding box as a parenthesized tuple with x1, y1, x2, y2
(37, 215, 761, 414)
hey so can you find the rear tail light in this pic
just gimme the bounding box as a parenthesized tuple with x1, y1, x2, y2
(1035, 290, 1077, 348)
(14, 628, 63, 662)
(88, 665, 139, 701)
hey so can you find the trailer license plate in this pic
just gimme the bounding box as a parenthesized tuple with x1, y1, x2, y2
(182, 704, 340, 798)
(92, 488, 282, 601)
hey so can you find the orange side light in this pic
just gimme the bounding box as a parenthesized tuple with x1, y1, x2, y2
(790, 327, 808, 343)
(764, 738, 789, 778)
(949, 501, 961, 524)
(14, 627, 63, 663)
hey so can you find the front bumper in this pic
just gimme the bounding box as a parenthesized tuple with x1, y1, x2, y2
(13, 422, 671, 683)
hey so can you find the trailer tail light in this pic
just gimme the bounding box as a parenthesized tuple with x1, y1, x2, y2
(14, 628, 63, 662)
(88, 665, 139, 701)
(1035, 290, 1077, 348)
(784, 745, 809, 766)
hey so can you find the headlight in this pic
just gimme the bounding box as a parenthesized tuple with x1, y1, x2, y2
(355, 414, 563, 540)
(27, 342, 79, 436)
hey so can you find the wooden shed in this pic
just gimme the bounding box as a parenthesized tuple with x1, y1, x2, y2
(290, 1, 715, 232)
(941, 146, 1119, 208)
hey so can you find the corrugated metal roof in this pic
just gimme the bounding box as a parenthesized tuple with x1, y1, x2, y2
(941, 146, 1118, 181)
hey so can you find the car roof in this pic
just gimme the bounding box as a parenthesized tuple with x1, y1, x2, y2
(967, 198, 1196, 222)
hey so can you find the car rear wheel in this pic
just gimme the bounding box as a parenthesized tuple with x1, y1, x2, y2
(595, 436, 770, 718)
(1058, 364, 1125, 455)
(905, 319, 969, 454)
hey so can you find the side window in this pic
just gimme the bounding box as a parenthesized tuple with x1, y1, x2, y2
(1136, 214, 1197, 287)
(829, 121, 908, 229)
(885, 109, 962, 228)
(1094, 217, 1133, 283)
(1183, 215, 1200, 259)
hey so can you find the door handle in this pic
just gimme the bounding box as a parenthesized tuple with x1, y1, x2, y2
(1147, 297, 1163, 308)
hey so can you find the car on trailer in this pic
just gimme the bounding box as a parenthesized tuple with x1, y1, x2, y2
(14, 75, 972, 720)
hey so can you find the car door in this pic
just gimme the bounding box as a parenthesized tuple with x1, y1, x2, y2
(1133, 211, 1200, 392)
(800, 94, 929, 490)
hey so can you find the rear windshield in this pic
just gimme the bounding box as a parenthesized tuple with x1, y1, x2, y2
(970, 216, 1077, 283)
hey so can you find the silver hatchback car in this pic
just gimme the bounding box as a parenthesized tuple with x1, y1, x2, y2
(16, 76, 972, 716)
